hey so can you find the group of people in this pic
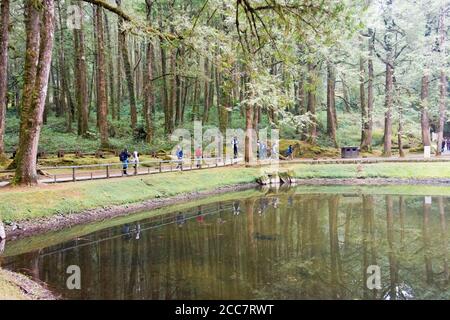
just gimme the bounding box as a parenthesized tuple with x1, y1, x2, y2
(256, 141, 279, 160)
(119, 149, 139, 175)
(118, 141, 295, 174)
(441, 139, 450, 153)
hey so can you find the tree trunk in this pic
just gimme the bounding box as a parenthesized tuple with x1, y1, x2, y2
(14, 0, 55, 185)
(307, 63, 317, 144)
(383, 55, 394, 157)
(56, 1, 71, 132)
(437, 9, 447, 156)
(245, 98, 254, 163)
(398, 104, 405, 157)
(359, 34, 368, 151)
(421, 73, 431, 147)
(104, 12, 116, 121)
(202, 58, 211, 125)
(159, 37, 170, 133)
(383, 0, 394, 157)
(361, 29, 374, 152)
(116, 0, 137, 130)
(168, 46, 176, 132)
(144, 0, 154, 143)
(0, 0, 9, 157)
(327, 63, 338, 148)
(94, 5, 109, 148)
(73, 1, 89, 136)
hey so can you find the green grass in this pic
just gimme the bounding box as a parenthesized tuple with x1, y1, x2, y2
(289, 162, 450, 179)
(0, 166, 261, 222)
(3, 162, 450, 224)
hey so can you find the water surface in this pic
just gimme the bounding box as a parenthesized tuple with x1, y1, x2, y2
(1, 187, 449, 300)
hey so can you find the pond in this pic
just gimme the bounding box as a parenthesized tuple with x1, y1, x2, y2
(1, 186, 449, 300)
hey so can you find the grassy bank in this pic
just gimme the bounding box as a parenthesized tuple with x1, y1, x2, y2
(0, 270, 27, 300)
(0, 166, 261, 222)
(3, 162, 450, 223)
(0, 269, 55, 300)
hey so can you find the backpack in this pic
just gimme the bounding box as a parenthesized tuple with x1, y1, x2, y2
(119, 153, 126, 162)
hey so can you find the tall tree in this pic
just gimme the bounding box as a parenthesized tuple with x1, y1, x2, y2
(307, 63, 317, 144)
(94, 5, 109, 147)
(0, 0, 9, 158)
(74, 0, 89, 136)
(436, 7, 447, 156)
(14, 0, 55, 185)
(143, 0, 154, 143)
(326, 62, 338, 147)
(381, 0, 395, 157)
(56, 1, 71, 132)
(420, 16, 432, 149)
(116, 0, 137, 130)
(361, 28, 375, 152)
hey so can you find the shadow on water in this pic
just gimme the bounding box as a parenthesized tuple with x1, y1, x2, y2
(1, 185, 450, 300)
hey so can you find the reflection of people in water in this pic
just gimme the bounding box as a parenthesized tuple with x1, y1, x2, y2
(258, 198, 269, 215)
(272, 197, 279, 209)
(196, 206, 205, 223)
(288, 196, 293, 207)
(217, 203, 226, 224)
(233, 201, 241, 215)
(176, 212, 186, 227)
(135, 223, 141, 240)
(122, 224, 132, 240)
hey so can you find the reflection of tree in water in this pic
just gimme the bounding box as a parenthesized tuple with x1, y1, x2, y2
(256, 194, 450, 300)
(3, 193, 450, 300)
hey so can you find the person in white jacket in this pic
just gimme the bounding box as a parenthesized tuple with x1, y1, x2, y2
(133, 150, 139, 172)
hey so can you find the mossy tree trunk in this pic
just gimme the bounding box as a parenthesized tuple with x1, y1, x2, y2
(436, 8, 447, 156)
(382, 0, 394, 157)
(306, 63, 317, 144)
(326, 62, 338, 148)
(144, 0, 154, 143)
(361, 29, 374, 152)
(73, 1, 89, 136)
(0, 0, 9, 158)
(116, 0, 137, 130)
(94, 5, 109, 148)
(14, 0, 55, 185)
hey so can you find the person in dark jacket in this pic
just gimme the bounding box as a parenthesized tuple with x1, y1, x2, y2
(232, 136, 239, 159)
(286, 145, 293, 160)
(176, 146, 183, 169)
(119, 149, 131, 175)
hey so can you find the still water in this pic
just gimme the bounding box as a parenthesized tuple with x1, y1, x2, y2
(1, 187, 450, 300)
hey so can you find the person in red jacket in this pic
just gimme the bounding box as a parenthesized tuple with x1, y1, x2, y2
(195, 146, 203, 168)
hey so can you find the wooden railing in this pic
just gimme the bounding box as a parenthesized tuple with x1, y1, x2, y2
(0, 157, 240, 185)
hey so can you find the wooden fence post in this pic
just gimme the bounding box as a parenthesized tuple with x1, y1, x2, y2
(72, 168, 76, 182)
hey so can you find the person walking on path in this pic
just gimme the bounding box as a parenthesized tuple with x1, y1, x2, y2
(132, 150, 139, 174)
(120, 149, 131, 175)
(232, 136, 239, 159)
(176, 146, 183, 169)
(271, 141, 278, 159)
(195, 146, 203, 168)
(286, 145, 294, 160)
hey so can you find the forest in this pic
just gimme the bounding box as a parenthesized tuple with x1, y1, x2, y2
(0, 0, 449, 185)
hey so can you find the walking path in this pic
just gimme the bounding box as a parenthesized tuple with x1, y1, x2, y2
(2, 153, 450, 187)
(0, 158, 238, 187)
